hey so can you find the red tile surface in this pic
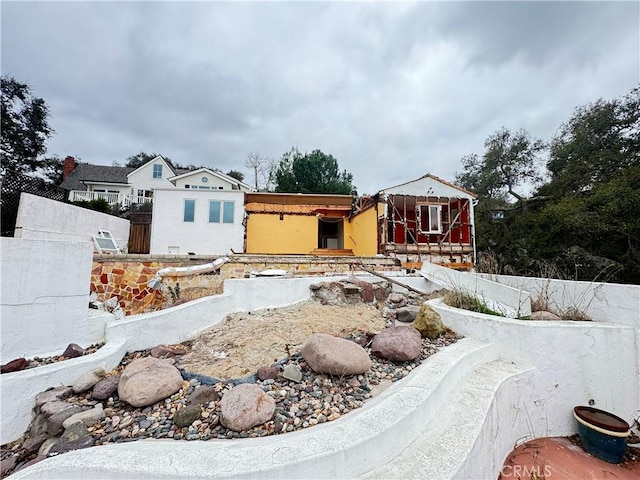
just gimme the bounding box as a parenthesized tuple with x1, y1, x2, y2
(499, 437, 640, 480)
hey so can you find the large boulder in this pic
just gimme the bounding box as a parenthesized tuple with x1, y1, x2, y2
(62, 343, 85, 359)
(412, 304, 447, 339)
(62, 404, 105, 429)
(72, 368, 105, 393)
(528, 311, 561, 321)
(219, 384, 276, 432)
(301, 333, 371, 376)
(395, 305, 421, 323)
(92, 375, 120, 400)
(118, 357, 184, 407)
(35, 386, 73, 407)
(186, 385, 219, 406)
(173, 405, 202, 427)
(372, 326, 422, 362)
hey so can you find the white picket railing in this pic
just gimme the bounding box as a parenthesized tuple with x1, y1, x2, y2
(69, 191, 153, 207)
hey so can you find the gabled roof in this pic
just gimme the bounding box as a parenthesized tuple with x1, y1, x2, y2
(60, 163, 135, 191)
(169, 167, 255, 191)
(378, 173, 477, 199)
(126, 155, 177, 179)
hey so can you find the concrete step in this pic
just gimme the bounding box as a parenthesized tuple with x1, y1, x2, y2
(359, 359, 531, 479)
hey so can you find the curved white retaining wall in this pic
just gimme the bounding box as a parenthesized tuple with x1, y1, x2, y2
(1, 339, 128, 442)
(477, 273, 640, 327)
(11, 338, 501, 479)
(2, 275, 434, 444)
(421, 262, 532, 317)
(429, 299, 640, 437)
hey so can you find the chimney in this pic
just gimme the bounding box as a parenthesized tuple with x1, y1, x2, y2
(63, 156, 77, 180)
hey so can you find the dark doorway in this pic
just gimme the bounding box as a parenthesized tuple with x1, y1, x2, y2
(318, 218, 343, 249)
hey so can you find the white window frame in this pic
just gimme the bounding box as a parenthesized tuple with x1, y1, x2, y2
(419, 204, 442, 234)
(153, 164, 163, 179)
(93, 230, 120, 254)
(208, 200, 235, 224)
(184, 199, 196, 223)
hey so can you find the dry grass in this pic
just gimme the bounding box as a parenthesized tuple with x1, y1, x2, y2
(560, 306, 592, 321)
(443, 288, 503, 316)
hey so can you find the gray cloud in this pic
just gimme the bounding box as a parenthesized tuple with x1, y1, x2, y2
(2, 1, 638, 194)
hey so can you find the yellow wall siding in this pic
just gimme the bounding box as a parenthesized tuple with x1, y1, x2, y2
(246, 214, 318, 254)
(345, 207, 378, 256)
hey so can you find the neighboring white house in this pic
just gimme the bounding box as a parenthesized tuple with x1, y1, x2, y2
(60, 155, 184, 206)
(168, 167, 254, 192)
(61, 156, 254, 207)
(149, 188, 246, 255)
(126, 155, 184, 202)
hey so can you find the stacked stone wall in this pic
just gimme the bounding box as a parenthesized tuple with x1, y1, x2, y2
(91, 255, 401, 316)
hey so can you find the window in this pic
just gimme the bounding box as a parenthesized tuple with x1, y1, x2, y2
(153, 164, 162, 179)
(223, 201, 234, 223)
(419, 205, 442, 234)
(184, 199, 195, 222)
(209, 200, 234, 224)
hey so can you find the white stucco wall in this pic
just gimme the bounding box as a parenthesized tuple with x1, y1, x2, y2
(149, 189, 245, 255)
(421, 262, 532, 317)
(0, 336, 125, 443)
(0, 238, 106, 363)
(14, 193, 130, 250)
(430, 299, 640, 437)
(477, 273, 640, 327)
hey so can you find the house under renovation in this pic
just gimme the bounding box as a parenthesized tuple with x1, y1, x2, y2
(244, 192, 377, 257)
(375, 174, 477, 270)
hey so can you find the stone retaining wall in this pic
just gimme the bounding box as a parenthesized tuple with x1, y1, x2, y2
(91, 255, 401, 316)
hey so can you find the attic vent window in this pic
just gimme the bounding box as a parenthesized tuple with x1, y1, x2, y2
(202, 176, 208, 183)
(153, 164, 162, 178)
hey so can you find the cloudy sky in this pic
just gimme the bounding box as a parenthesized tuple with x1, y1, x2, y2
(2, 1, 638, 194)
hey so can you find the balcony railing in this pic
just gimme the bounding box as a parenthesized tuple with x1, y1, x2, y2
(69, 191, 153, 207)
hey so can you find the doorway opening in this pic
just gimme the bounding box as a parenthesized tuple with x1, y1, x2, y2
(318, 218, 343, 249)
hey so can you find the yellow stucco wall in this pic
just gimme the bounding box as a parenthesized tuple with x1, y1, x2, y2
(246, 214, 319, 254)
(344, 206, 378, 256)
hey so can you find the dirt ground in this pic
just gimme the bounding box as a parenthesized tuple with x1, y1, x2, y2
(178, 301, 387, 380)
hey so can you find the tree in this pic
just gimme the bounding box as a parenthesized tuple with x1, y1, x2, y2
(226, 170, 244, 182)
(245, 153, 277, 190)
(125, 152, 168, 169)
(544, 88, 640, 197)
(1, 75, 54, 173)
(456, 128, 546, 204)
(272, 147, 355, 195)
(455, 128, 546, 257)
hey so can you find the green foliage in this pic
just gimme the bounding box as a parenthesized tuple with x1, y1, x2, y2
(226, 170, 245, 182)
(456, 127, 545, 203)
(272, 147, 355, 195)
(457, 88, 640, 284)
(443, 289, 504, 316)
(544, 87, 639, 197)
(1, 75, 54, 174)
(125, 152, 168, 169)
(72, 198, 112, 214)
